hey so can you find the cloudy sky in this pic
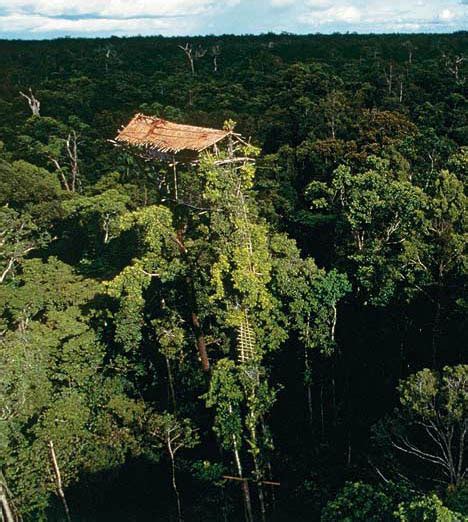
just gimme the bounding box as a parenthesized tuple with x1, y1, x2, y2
(0, 0, 466, 39)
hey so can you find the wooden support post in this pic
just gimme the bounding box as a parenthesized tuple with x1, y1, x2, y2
(222, 475, 280, 487)
(172, 156, 179, 201)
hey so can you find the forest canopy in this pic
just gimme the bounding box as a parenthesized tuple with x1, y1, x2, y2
(0, 32, 467, 521)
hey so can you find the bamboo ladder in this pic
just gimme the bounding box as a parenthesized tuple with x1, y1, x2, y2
(237, 312, 256, 364)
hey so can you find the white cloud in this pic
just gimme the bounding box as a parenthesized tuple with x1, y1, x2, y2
(300, 4, 361, 24)
(325, 5, 361, 22)
(0, 0, 243, 35)
(438, 8, 457, 21)
(0, 0, 240, 18)
(305, 0, 333, 9)
(0, 0, 466, 36)
(0, 13, 192, 35)
(270, 0, 296, 7)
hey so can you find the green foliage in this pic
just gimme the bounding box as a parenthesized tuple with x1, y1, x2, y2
(0, 257, 144, 516)
(395, 494, 466, 521)
(375, 365, 468, 487)
(0, 32, 466, 521)
(322, 482, 466, 522)
(321, 481, 395, 521)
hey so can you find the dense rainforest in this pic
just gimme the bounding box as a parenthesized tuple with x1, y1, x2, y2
(0, 32, 467, 521)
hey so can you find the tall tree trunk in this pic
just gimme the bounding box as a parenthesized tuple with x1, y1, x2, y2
(248, 419, 266, 522)
(233, 442, 254, 522)
(230, 404, 254, 522)
(175, 227, 210, 372)
(190, 309, 210, 372)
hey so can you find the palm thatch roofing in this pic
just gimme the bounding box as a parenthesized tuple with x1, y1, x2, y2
(115, 113, 231, 155)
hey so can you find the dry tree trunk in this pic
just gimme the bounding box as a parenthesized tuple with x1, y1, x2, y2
(19, 89, 40, 117)
(178, 43, 195, 75)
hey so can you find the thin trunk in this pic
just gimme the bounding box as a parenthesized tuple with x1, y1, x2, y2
(320, 383, 325, 441)
(347, 439, 352, 467)
(331, 374, 337, 427)
(48, 440, 71, 522)
(230, 403, 254, 522)
(172, 159, 179, 201)
(304, 345, 313, 425)
(249, 418, 266, 522)
(168, 448, 183, 522)
(265, 458, 276, 512)
(252, 452, 266, 522)
(166, 356, 177, 412)
(432, 285, 442, 368)
(233, 440, 254, 522)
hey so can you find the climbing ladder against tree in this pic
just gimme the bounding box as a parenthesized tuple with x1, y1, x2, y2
(238, 312, 256, 363)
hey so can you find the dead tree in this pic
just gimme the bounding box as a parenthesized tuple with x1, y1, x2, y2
(383, 62, 394, 95)
(103, 45, 117, 73)
(194, 45, 207, 73)
(211, 45, 221, 72)
(403, 41, 415, 65)
(178, 43, 195, 75)
(66, 131, 79, 192)
(49, 130, 80, 192)
(19, 88, 40, 117)
(443, 53, 465, 83)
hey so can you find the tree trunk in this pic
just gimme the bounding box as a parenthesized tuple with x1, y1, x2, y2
(248, 420, 266, 522)
(190, 310, 210, 372)
(48, 440, 71, 522)
(233, 441, 254, 522)
(320, 383, 325, 441)
(304, 345, 313, 426)
(0, 479, 15, 522)
(175, 227, 210, 373)
(431, 283, 442, 368)
(229, 403, 254, 522)
(166, 355, 177, 412)
(252, 452, 266, 522)
(168, 448, 183, 522)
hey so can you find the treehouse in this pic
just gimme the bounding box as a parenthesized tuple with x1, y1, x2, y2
(114, 113, 238, 164)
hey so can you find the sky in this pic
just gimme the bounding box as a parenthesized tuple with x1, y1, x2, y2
(0, 0, 466, 39)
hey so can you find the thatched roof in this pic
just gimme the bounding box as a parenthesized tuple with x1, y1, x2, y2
(115, 113, 231, 155)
